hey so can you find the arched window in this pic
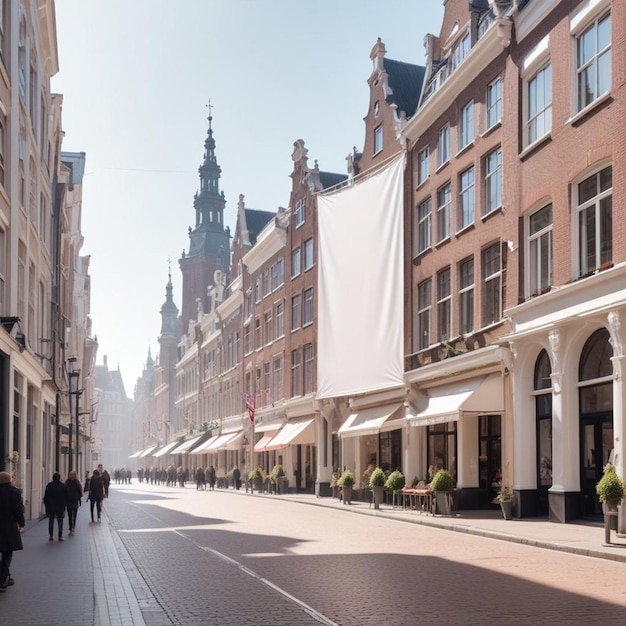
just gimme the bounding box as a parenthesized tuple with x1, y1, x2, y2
(534, 348, 552, 390)
(535, 349, 552, 505)
(579, 328, 613, 381)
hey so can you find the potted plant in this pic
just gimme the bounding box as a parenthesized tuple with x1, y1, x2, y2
(385, 470, 406, 508)
(369, 467, 386, 509)
(270, 464, 287, 494)
(494, 485, 514, 520)
(338, 469, 356, 505)
(430, 469, 454, 516)
(248, 467, 265, 493)
(596, 463, 624, 511)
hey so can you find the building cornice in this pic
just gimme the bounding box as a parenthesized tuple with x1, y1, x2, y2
(402, 18, 512, 145)
(242, 219, 287, 274)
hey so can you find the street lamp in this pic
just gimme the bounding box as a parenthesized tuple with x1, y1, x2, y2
(67, 356, 81, 474)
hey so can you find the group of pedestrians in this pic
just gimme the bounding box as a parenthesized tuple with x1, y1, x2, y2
(43, 464, 111, 542)
(195, 465, 216, 490)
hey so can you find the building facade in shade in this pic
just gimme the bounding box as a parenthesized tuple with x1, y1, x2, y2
(92, 355, 132, 470)
(0, 1, 97, 519)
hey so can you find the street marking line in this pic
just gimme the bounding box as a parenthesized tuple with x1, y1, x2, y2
(171, 530, 339, 626)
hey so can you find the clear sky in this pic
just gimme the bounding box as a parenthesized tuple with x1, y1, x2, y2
(51, 0, 445, 395)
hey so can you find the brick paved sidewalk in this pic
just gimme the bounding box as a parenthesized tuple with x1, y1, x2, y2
(0, 501, 160, 626)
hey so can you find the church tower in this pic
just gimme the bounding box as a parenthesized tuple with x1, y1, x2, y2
(179, 109, 231, 327)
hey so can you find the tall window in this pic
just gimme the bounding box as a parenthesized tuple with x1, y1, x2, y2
(374, 125, 383, 154)
(577, 166, 612, 276)
(417, 279, 432, 350)
(291, 247, 301, 278)
(485, 147, 502, 214)
(528, 204, 553, 295)
(437, 183, 451, 242)
(437, 268, 451, 341)
(294, 198, 306, 228)
(486, 77, 502, 129)
(459, 100, 474, 150)
(418, 147, 429, 185)
(304, 238, 314, 270)
(0, 227, 5, 312)
(291, 349, 302, 396)
(459, 258, 474, 334)
(275, 301, 284, 338)
(576, 12, 611, 112)
(0, 111, 5, 188)
(416, 198, 432, 255)
(303, 288, 313, 326)
(291, 294, 301, 331)
(273, 356, 283, 402)
(527, 63, 552, 145)
(437, 125, 450, 167)
(304, 344, 314, 394)
(243, 323, 252, 355)
(450, 32, 470, 71)
(459, 167, 474, 229)
(264, 310, 273, 344)
(254, 317, 261, 350)
(482, 244, 502, 326)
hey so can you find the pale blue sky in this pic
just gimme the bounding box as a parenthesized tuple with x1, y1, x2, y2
(51, 0, 444, 394)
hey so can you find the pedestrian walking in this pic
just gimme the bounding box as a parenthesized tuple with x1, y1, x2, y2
(0, 471, 25, 591)
(65, 470, 83, 535)
(44, 472, 68, 541)
(87, 469, 105, 522)
(98, 464, 111, 498)
(207, 465, 216, 491)
(195, 467, 205, 490)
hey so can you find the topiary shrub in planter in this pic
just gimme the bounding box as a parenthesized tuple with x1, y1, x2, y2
(369, 467, 386, 509)
(248, 467, 266, 493)
(338, 469, 356, 505)
(385, 470, 406, 508)
(430, 469, 454, 515)
(596, 463, 625, 510)
(270, 464, 287, 494)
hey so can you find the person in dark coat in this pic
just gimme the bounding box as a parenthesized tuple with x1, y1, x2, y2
(88, 469, 105, 522)
(206, 465, 216, 491)
(0, 471, 25, 591)
(65, 470, 83, 535)
(44, 472, 68, 541)
(98, 464, 111, 498)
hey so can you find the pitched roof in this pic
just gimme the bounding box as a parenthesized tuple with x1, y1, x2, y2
(319, 171, 348, 190)
(383, 58, 425, 119)
(244, 209, 275, 246)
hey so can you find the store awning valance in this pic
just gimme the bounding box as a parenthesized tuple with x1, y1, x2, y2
(190, 435, 219, 455)
(171, 434, 205, 454)
(138, 445, 159, 458)
(407, 374, 503, 427)
(254, 430, 281, 452)
(128, 450, 143, 459)
(201, 431, 242, 452)
(221, 431, 244, 450)
(266, 418, 316, 449)
(152, 440, 183, 458)
(338, 403, 404, 438)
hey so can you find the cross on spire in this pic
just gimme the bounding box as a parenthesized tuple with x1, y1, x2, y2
(206, 99, 213, 121)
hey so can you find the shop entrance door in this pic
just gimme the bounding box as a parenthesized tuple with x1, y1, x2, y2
(478, 415, 502, 508)
(580, 414, 613, 516)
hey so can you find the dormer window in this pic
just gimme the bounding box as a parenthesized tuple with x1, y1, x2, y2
(374, 125, 383, 155)
(450, 32, 470, 72)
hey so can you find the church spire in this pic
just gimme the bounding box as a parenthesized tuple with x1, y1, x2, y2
(159, 262, 179, 337)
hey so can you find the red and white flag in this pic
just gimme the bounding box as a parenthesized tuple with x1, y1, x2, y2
(241, 393, 255, 424)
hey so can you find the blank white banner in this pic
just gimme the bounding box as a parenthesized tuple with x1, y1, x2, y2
(317, 154, 405, 399)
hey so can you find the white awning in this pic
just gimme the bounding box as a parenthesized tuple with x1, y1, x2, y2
(138, 445, 159, 458)
(221, 431, 244, 450)
(152, 440, 183, 458)
(267, 418, 316, 449)
(254, 430, 280, 452)
(408, 374, 504, 427)
(172, 434, 205, 454)
(190, 435, 219, 455)
(203, 431, 241, 452)
(338, 403, 403, 438)
(128, 450, 143, 459)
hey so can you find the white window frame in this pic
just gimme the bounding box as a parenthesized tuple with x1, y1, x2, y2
(304, 237, 314, 270)
(275, 301, 284, 338)
(459, 167, 475, 230)
(417, 278, 432, 351)
(303, 287, 313, 326)
(486, 77, 502, 130)
(525, 62, 552, 147)
(416, 197, 432, 255)
(574, 165, 612, 278)
(291, 247, 301, 278)
(374, 125, 383, 154)
(573, 9, 611, 114)
(482, 243, 502, 327)
(291, 294, 301, 331)
(437, 125, 450, 168)
(437, 268, 451, 342)
(459, 100, 474, 150)
(418, 147, 429, 185)
(437, 183, 451, 243)
(294, 198, 306, 228)
(459, 258, 474, 335)
(485, 147, 502, 214)
(526, 203, 553, 297)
